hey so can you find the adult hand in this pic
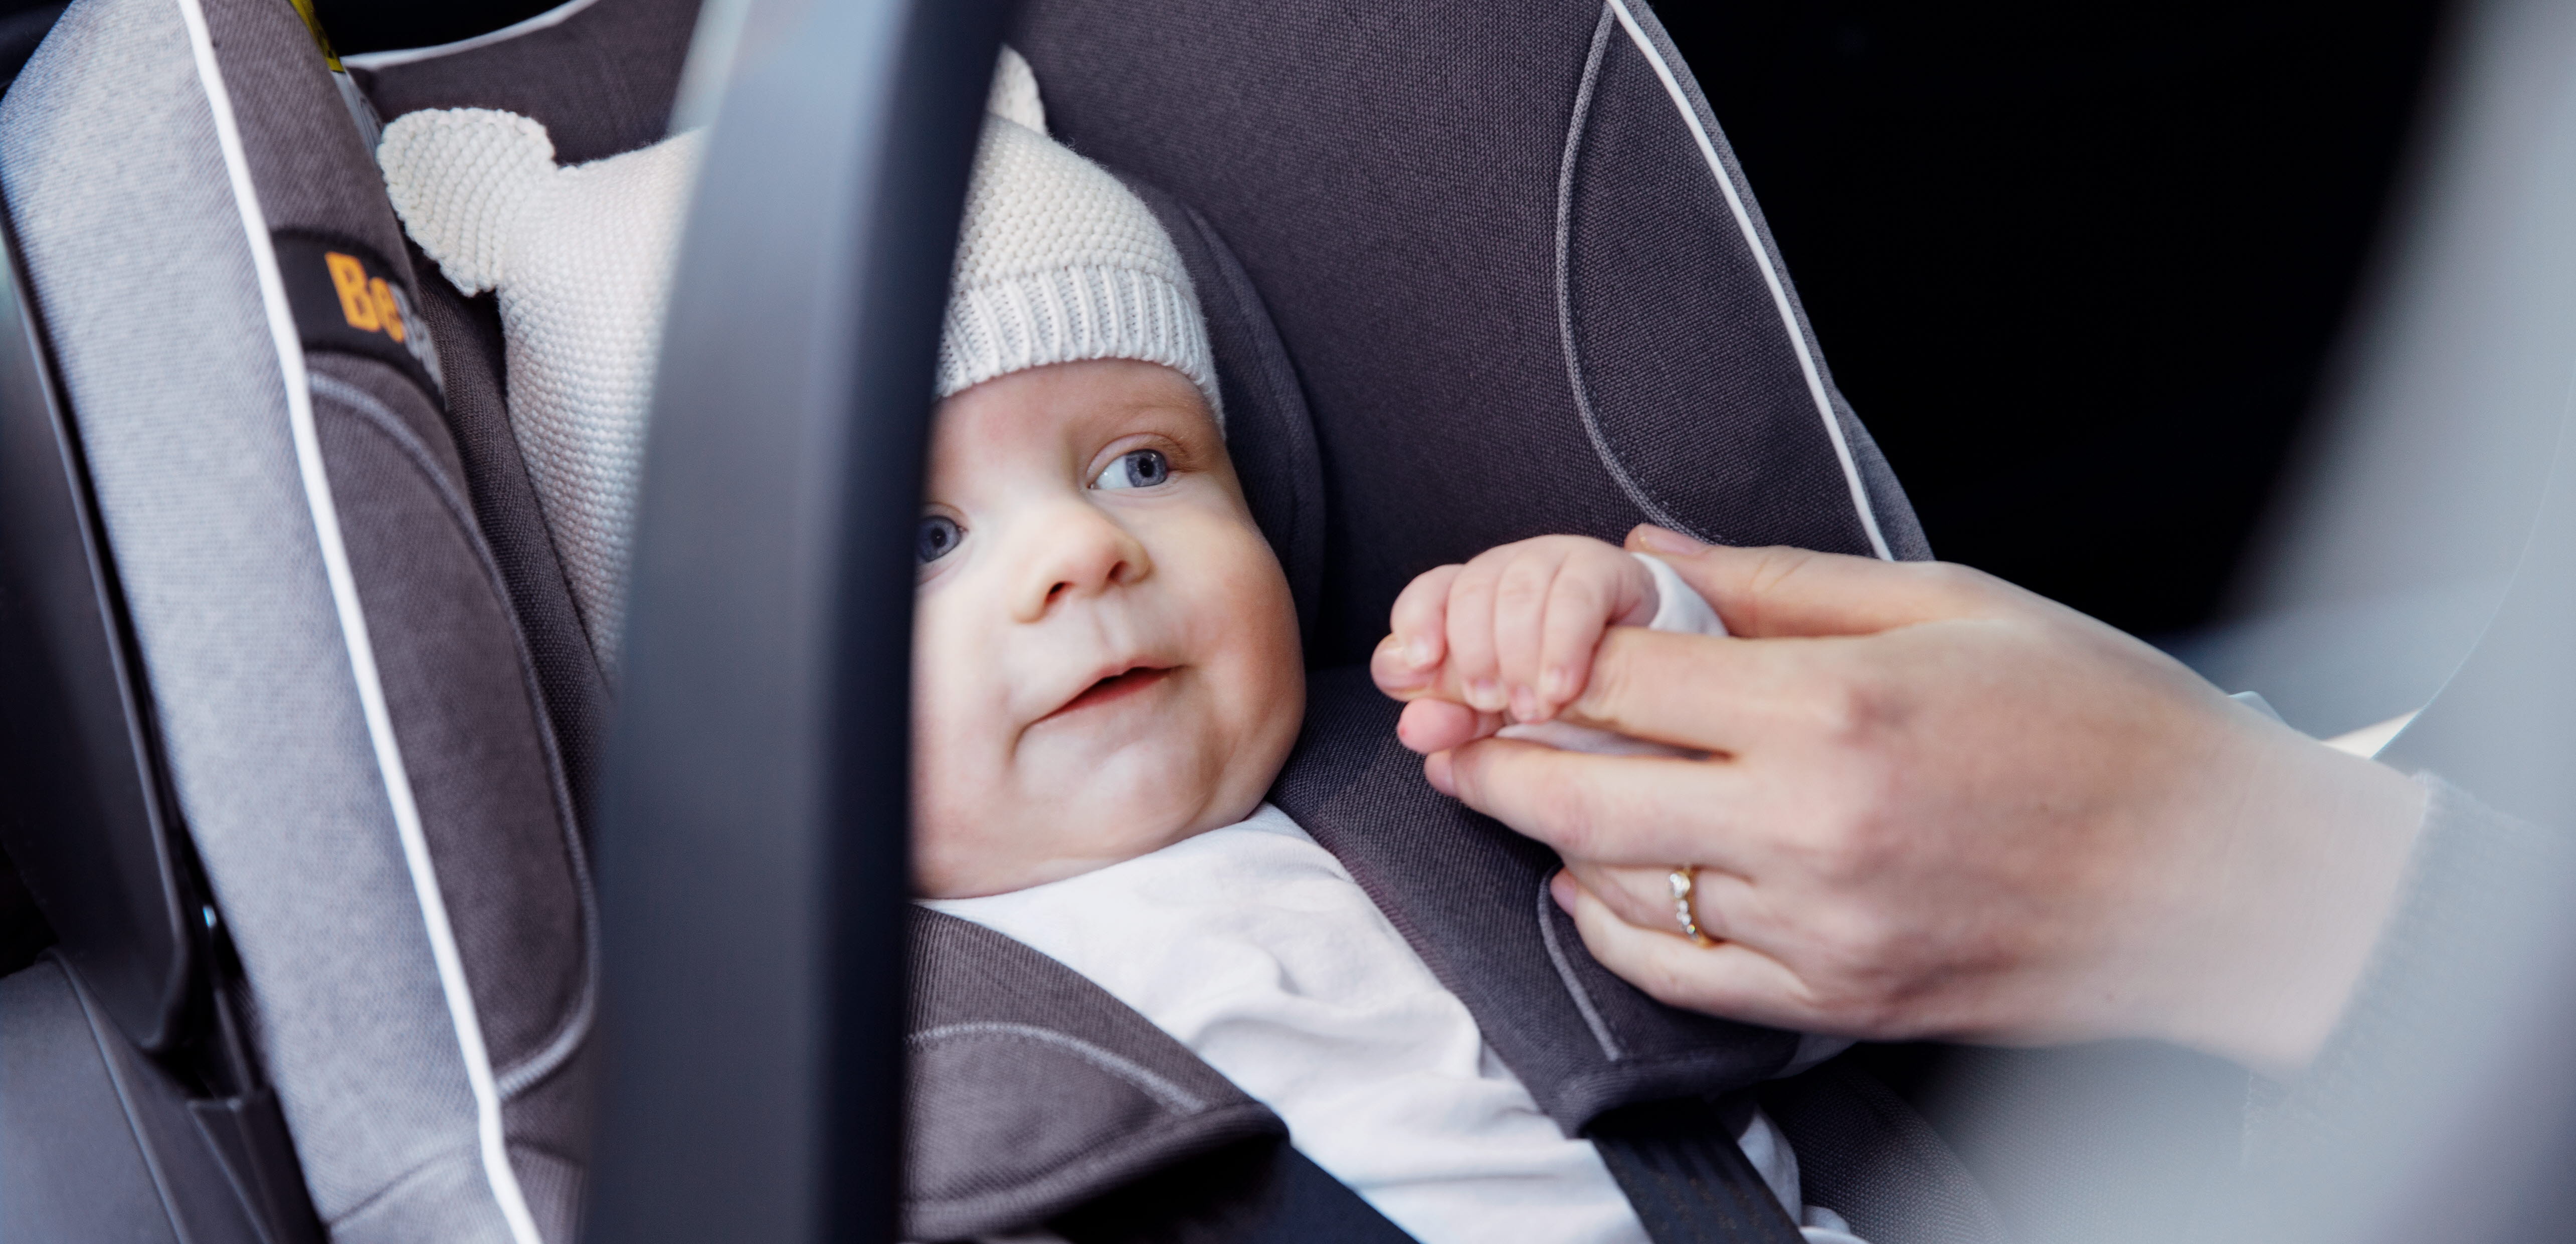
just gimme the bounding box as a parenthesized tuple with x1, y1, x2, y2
(1392, 526, 2427, 1076)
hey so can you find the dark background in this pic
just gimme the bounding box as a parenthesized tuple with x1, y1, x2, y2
(309, 0, 568, 59)
(1661, 1, 2451, 638)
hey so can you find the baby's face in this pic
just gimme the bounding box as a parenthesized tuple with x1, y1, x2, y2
(910, 359, 1304, 899)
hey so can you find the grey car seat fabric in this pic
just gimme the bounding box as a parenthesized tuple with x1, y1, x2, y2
(0, 0, 623, 1238)
(1014, 0, 1931, 669)
(906, 909, 1292, 1240)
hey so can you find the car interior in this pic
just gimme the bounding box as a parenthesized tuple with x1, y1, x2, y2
(2, 1, 2570, 1242)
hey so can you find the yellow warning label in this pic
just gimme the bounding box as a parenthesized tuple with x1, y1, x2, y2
(286, 0, 344, 72)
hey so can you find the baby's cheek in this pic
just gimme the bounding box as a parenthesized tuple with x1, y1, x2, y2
(907, 638, 1014, 895)
(907, 729, 981, 897)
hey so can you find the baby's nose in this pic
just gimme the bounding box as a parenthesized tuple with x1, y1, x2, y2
(1014, 505, 1151, 622)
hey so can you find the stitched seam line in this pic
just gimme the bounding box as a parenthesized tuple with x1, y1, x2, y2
(910, 1021, 1207, 1113)
(1537, 874, 1624, 1060)
(309, 371, 598, 1101)
(1556, 2, 1694, 538)
(1602, 0, 1896, 560)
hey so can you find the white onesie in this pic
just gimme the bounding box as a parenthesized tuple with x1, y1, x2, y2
(930, 555, 1865, 1244)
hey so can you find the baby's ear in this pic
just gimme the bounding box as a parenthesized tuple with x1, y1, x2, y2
(378, 107, 559, 294)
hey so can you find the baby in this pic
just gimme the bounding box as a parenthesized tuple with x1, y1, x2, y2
(912, 53, 1858, 1244)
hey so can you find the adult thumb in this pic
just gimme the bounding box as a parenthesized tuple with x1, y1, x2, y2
(1624, 525, 2004, 638)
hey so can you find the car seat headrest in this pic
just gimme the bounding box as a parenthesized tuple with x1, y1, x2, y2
(380, 109, 706, 677)
(1012, 0, 1933, 666)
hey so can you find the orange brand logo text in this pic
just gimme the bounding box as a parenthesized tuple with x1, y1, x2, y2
(325, 251, 408, 343)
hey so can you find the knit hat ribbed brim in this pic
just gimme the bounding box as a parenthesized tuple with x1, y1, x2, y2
(936, 52, 1222, 427)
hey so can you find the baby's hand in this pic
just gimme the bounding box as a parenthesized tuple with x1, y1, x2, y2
(1371, 535, 1658, 739)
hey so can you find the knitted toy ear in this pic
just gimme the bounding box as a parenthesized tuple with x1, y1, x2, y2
(379, 108, 556, 294)
(380, 110, 707, 678)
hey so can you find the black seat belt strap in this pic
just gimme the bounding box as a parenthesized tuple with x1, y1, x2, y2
(1590, 1097, 1809, 1244)
(1051, 1138, 1418, 1244)
(1056, 1097, 1806, 1244)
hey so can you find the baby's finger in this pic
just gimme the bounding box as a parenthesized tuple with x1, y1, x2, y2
(1383, 564, 1465, 686)
(1444, 556, 1507, 713)
(1397, 697, 1501, 755)
(1492, 545, 1572, 722)
(1534, 559, 1626, 718)
(1372, 636, 1434, 700)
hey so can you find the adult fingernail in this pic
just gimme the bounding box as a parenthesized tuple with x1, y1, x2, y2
(1549, 870, 1577, 914)
(1405, 637, 1437, 668)
(1633, 525, 1705, 556)
(1509, 685, 1539, 722)
(1541, 667, 1573, 702)
(1468, 679, 1505, 712)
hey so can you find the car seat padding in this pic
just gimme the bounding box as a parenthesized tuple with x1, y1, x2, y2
(344, 0, 697, 168)
(1014, 0, 1931, 669)
(1558, 3, 1916, 563)
(403, 243, 613, 822)
(904, 907, 1291, 1240)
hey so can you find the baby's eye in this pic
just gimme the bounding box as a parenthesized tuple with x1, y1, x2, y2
(916, 513, 964, 564)
(1092, 448, 1172, 491)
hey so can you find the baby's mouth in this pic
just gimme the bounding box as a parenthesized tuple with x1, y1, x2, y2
(1047, 664, 1176, 720)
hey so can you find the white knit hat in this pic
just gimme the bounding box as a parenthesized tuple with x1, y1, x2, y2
(940, 50, 1222, 426)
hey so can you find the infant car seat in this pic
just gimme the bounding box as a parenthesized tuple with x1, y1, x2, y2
(0, 0, 1976, 1241)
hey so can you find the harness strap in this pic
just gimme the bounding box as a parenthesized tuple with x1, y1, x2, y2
(1052, 1097, 1805, 1244)
(1050, 1139, 1418, 1244)
(1590, 1097, 1809, 1244)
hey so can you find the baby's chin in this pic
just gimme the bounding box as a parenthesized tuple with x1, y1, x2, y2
(913, 754, 1260, 898)
(913, 806, 1240, 898)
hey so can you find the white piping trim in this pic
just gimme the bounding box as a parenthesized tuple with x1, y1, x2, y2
(173, 3, 543, 1240)
(1536, 877, 1622, 1061)
(909, 1022, 1209, 1114)
(340, 0, 601, 70)
(1601, 0, 1895, 562)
